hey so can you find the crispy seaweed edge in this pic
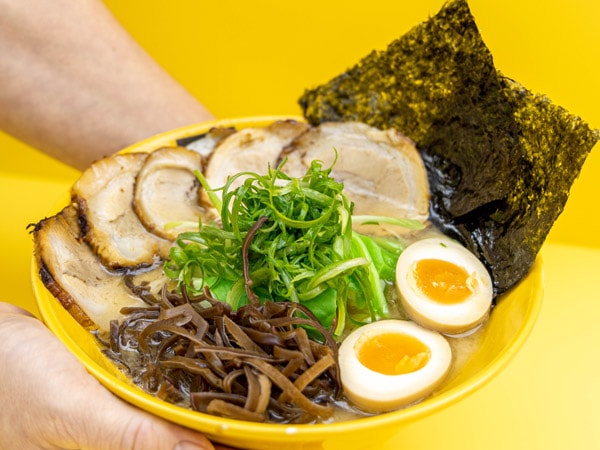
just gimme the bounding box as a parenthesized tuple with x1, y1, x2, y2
(298, 0, 600, 296)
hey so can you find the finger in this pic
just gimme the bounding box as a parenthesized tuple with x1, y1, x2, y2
(0, 301, 36, 317)
(0, 309, 216, 450)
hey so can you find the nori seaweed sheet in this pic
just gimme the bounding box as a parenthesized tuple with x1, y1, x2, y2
(299, 0, 599, 296)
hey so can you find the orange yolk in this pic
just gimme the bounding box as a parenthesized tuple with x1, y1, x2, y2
(356, 332, 430, 375)
(413, 258, 474, 304)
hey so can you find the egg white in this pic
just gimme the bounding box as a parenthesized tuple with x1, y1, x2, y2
(395, 236, 493, 335)
(338, 320, 452, 413)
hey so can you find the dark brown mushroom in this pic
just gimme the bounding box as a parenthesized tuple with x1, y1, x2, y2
(106, 286, 341, 424)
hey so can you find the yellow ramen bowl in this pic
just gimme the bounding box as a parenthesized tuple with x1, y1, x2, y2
(32, 116, 544, 450)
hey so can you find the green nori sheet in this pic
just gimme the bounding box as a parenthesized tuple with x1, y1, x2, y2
(299, 0, 599, 296)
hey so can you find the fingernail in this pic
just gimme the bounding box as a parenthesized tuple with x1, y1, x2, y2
(174, 441, 210, 450)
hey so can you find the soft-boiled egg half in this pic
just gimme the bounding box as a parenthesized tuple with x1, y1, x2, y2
(395, 236, 494, 335)
(338, 320, 452, 413)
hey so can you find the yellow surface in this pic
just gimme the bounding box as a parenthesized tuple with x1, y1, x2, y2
(1, 0, 598, 248)
(8, 170, 599, 449)
(1, 1, 599, 449)
(31, 119, 543, 450)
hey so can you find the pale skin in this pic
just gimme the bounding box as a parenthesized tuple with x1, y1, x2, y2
(0, 303, 236, 450)
(0, 0, 245, 449)
(0, 0, 214, 170)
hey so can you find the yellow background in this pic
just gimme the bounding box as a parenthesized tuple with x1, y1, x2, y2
(1, 1, 599, 449)
(1, 0, 598, 248)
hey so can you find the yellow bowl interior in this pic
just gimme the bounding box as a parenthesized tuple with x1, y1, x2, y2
(32, 116, 543, 450)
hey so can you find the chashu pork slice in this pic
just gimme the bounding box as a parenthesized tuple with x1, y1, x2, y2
(202, 120, 310, 206)
(72, 152, 172, 270)
(32, 205, 168, 333)
(183, 126, 237, 158)
(133, 146, 213, 241)
(281, 121, 430, 222)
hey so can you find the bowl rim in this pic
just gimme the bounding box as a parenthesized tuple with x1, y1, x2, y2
(32, 115, 544, 440)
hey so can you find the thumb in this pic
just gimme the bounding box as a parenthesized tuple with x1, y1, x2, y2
(0, 303, 228, 450)
(70, 382, 216, 450)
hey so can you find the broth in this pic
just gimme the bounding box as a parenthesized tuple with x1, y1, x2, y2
(102, 223, 490, 424)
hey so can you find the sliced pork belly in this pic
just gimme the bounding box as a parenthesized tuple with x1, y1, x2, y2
(183, 126, 237, 158)
(32, 205, 167, 332)
(281, 121, 430, 222)
(133, 146, 212, 241)
(72, 153, 172, 270)
(202, 120, 310, 205)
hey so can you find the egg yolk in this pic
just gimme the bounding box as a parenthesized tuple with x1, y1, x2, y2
(413, 258, 474, 304)
(356, 332, 430, 375)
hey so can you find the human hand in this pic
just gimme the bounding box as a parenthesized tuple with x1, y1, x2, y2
(0, 302, 240, 450)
